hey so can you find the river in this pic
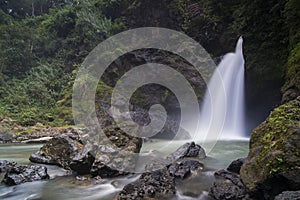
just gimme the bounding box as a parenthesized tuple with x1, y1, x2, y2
(0, 140, 248, 200)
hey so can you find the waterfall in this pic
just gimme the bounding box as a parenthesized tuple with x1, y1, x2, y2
(196, 37, 246, 141)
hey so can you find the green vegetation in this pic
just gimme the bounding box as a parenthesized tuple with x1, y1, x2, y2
(282, 0, 300, 102)
(0, 0, 124, 127)
(249, 98, 300, 181)
(0, 0, 298, 128)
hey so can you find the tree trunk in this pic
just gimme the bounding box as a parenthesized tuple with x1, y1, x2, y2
(31, 2, 35, 17)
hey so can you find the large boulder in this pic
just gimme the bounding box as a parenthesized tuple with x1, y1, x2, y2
(30, 125, 142, 177)
(240, 97, 300, 199)
(0, 160, 49, 186)
(167, 142, 206, 161)
(29, 134, 85, 169)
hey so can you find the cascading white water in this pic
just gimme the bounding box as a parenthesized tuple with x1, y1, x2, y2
(197, 37, 246, 140)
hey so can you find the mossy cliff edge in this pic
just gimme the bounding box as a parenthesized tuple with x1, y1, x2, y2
(240, 96, 300, 199)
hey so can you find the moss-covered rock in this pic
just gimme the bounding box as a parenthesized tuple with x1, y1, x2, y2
(29, 133, 85, 169)
(240, 96, 300, 199)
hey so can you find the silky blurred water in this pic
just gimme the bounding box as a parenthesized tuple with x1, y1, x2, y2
(197, 37, 246, 141)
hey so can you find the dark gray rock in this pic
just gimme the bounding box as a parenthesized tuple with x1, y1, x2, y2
(145, 142, 206, 174)
(0, 160, 49, 186)
(117, 142, 206, 199)
(167, 142, 206, 162)
(227, 158, 245, 174)
(168, 159, 204, 179)
(69, 148, 95, 175)
(274, 191, 300, 200)
(88, 125, 142, 178)
(89, 145, 135, 178)
(209, 169, 249, 200)
(29, 134, 85, 169)
(29, 125, 142, 178)
(116, 168, 176, 200)
(0, 160, 13, 182)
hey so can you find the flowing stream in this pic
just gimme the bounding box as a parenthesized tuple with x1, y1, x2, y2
(0, 140, 248, 200)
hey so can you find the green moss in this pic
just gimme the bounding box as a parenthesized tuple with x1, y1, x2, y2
(95, 80, 114, 119)
(15, 129, 38, 135)
(282, 42, 300, 93)
(251, 99, 300, 177)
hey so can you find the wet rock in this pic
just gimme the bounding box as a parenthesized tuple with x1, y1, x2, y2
(0, 160, 49, 186)
(240, 98, 300, 199)
(145, 142, 206, 174)
(117, 142, 206, 199)
(167, 142, 206, 162)
(116, 168, 176, 200)
(30, 125, 142, 177)
(209, 169, 249, 200)
(29, 134, 85, 169)
(90, 149, 129, 178)
(168, 159, 204, 179)
(0, 160, 13, 182)
(274, 191, 300, 200)
(88, 125, 142, 178)
(227, 158, 245, 174)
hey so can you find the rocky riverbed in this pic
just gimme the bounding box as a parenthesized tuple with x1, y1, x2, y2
(0, 139, 249, 200)
(0, 98, 299, 199)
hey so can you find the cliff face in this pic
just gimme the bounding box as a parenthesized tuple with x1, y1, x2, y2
(119, 0, 297, 131)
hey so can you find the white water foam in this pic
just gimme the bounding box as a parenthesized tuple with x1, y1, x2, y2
(196, 37, 246, 141)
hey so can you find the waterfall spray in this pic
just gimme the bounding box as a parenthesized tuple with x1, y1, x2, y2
(197, 37, 246, 140)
